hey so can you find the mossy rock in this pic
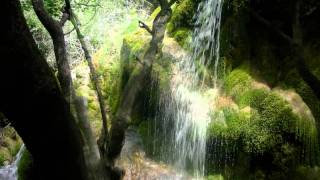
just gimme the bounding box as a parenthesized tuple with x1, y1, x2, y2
(168, 0, 200, 33)
(238, 88, 270, 109)
(171, 28, 192, 49)
(0, 127, 22, 166)
(208, 107, 251, 140)
(18, 149, 34, 180)
(120, 30, 151, 89)
(207, 88, 319, 167)
(224, 67, 252, 102)
(0, 148, 11, 166)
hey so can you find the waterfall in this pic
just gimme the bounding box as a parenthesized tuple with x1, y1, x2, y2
(0, 144, 25, 180)
(151, 0, 223, 178)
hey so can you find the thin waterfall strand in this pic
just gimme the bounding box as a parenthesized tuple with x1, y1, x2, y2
(152, 0, 223, 178)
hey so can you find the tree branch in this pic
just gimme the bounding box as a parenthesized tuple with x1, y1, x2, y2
(32, 0, 73, 101)
(60, 12, 70, 26)
(66, 1, 110, 161)
(31, 0, 60, 36)
(64, 27, 75, 35)
(60, 0, 71, 26)
(139, 20, 153, 34)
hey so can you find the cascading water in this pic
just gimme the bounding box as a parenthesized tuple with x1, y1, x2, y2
(0, 145, 25, 180)
(151, 0, 224, 178)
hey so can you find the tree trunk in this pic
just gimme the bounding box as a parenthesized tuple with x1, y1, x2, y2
(0, 1, 89, 179)
(68, 11, 109, 150)
(74, 97, 108, 180)
(107, 3, 173, 164)
(31, 0, 73, 102)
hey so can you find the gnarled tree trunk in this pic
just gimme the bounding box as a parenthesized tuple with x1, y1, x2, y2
(31, 0, 72, 102)
(0, 1, 89, 179)
(107, 0, 175, 166)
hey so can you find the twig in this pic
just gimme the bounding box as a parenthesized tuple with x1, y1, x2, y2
(139, 20, 153, 35)
(64, 27, 76, 35)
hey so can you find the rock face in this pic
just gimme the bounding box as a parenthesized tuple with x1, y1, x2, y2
(274, 88, 315, 124)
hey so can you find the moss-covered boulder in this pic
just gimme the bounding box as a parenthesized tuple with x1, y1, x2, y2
(119, 24, 192, 151)
(207, 65, 320, 178)
(0, 127, 22, 166)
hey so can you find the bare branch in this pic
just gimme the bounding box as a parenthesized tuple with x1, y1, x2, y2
(32, 0, 73, 100)
(75, 2, 101, 8)
(139, 20, 153, 34)
(60, 0, 72, 26)
(64, 27, 76, 35)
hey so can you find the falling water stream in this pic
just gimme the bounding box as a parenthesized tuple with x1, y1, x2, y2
(152, 0, 224, 178)
(0, 145, 25, 180)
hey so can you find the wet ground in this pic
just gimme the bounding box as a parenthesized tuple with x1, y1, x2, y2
(116, 127, 190, 180)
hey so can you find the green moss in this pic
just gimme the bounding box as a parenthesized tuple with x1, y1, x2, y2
(171, 28, 192, 48)
(18, 150, 33, 180)
(242, 93, 299, 153)
(0, 148, 10, 166)
(259, 93, 297, 134)
(10, 142, 22, 158)
(207, 174, 224, 180)
(224, 67, 252, 102)
(0, 154, 5, 166)
(208, 89, 318, 157)
(124, 31, 150, 56)
(138, 121, 149, 139)
(207, 108, 252, 141)
(238, 89, 269, 109)
(148, 7, 161, 22)
(0, 127, 22, 166)
(167, 0, 200, 36)
(294, 166, 320, 180)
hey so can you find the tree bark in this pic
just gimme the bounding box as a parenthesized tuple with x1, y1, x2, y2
(293, 0, 303, 45)
(68, 9, 109, 149)
(31, 0, 72, 102)
(74, 97, 108, 180)
(107, 0, 174, 164)
(0, 0, 88, 179)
